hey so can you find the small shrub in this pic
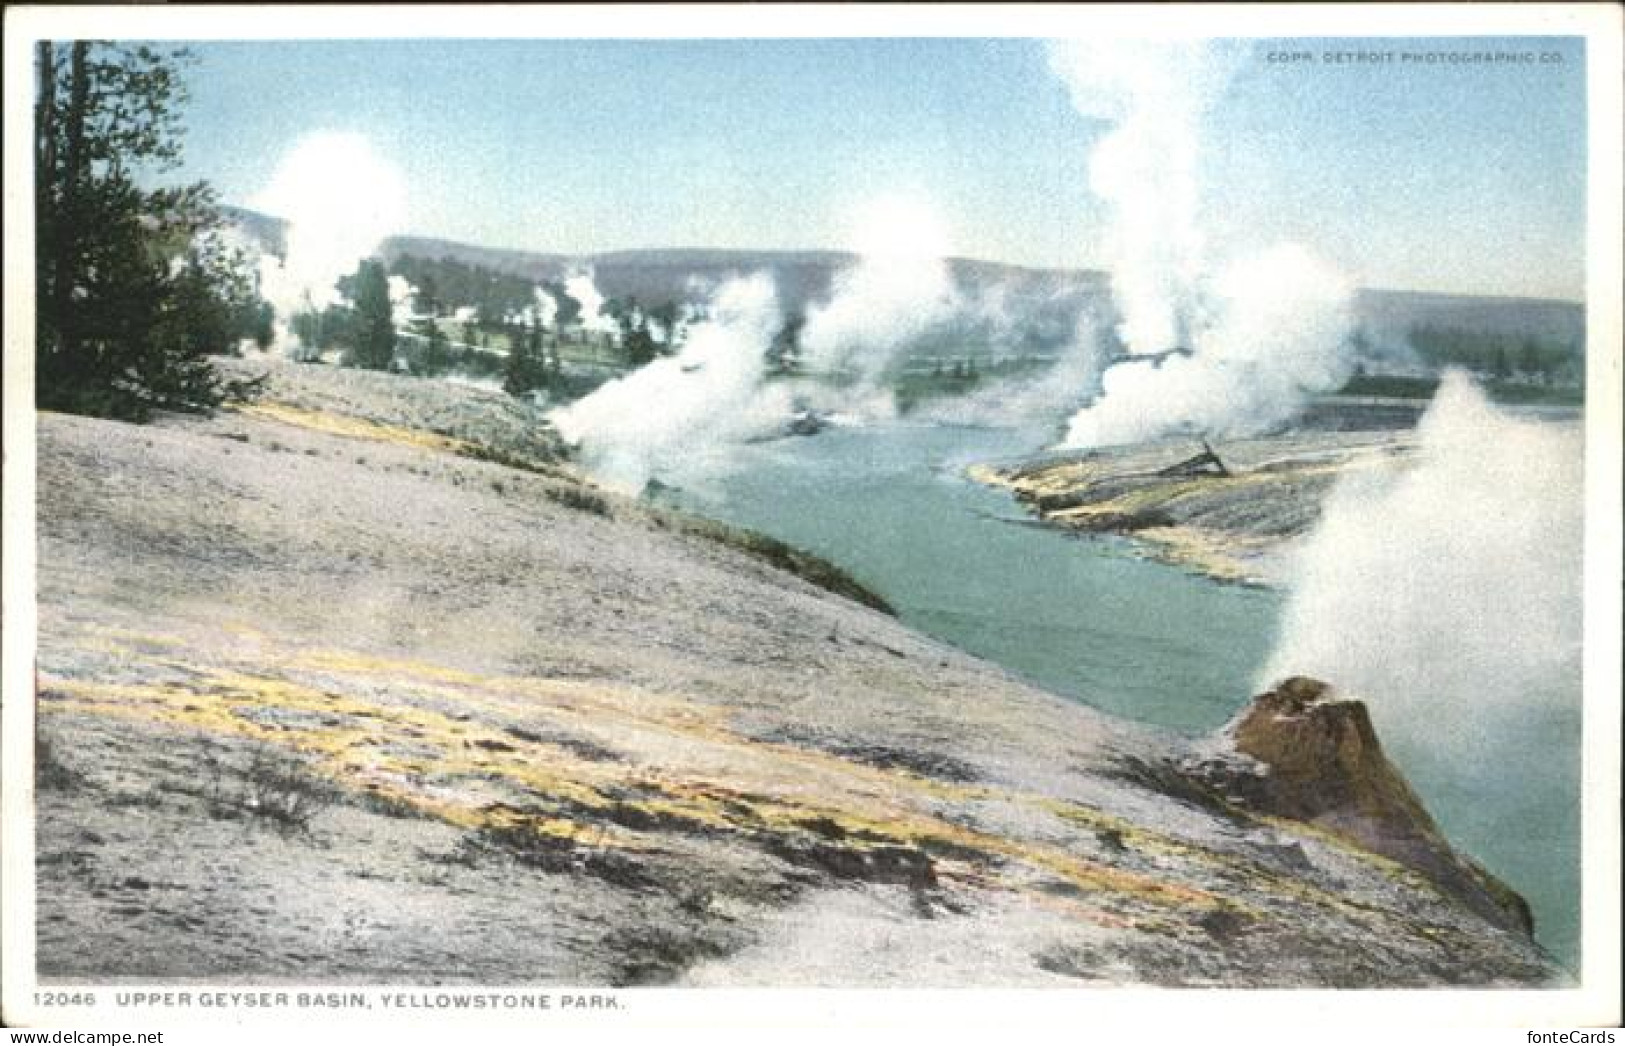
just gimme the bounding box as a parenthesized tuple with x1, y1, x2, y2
(544, 483, 612, 517)
(420, 836, 484, 869)
(603, 926, 733, 987)
(239, 749, 335, 832)
(202, 747, 335, 834)
(663, 514, 893, 614)
(455, 442, 564, 474)
(35, 736, 83, 792)
(471, 822, 580, 873)
(222, 371, 270, 405)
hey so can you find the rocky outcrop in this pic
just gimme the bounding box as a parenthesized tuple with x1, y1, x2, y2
(1186, 676, 1534, 937)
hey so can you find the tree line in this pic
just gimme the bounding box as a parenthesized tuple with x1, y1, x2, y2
(1404, 324, 1582, 385)
(30, 39, 800, 415)
(35, 41, 270, 421)
(387, 254, 539, 327)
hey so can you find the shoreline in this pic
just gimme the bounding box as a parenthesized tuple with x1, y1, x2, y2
(968, 397, 1584, 587)
(968, 402, 1428, 586)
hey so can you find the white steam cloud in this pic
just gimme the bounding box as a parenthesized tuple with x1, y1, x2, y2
(533, 285, 558, 329)
(564, 267, 619, 336)
(547, 273, 789, 492)
(250, 132, 407, 349)
(1062, 245, 1354, 447)
(388, 274, 418, 325)
(1261, 372, 1583, 948)
(1263, 371, 1583, 748)
(1047, 41, 1354, 447)
(1047, 40, 1239, 355)
(800, 196, 960, 415)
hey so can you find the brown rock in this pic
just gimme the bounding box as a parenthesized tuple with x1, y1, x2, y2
(1194, 677, 1534, 937)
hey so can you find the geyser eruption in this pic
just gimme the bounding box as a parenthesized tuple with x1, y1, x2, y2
(1048, 40, 1354, 447)
(250, 132, 407, 350)
(799, 195, 959, 414)
(1047, 40, 1238, 356)
(1062, 245, 1354, 447)
(1263, 371, 1583, 959)
(1263, 370, 1583, 753)
(564, 267, 619, 337)
(547, 273, 788, 492)
(533, 284, 558, 329)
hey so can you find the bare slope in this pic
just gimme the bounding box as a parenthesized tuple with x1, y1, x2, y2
(33, 360, 1556, 986)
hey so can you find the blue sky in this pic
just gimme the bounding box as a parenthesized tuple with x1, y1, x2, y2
(171, 36, 1587, 299)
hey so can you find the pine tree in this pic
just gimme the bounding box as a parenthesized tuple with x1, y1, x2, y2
(35, 41, 267, 420)
(347, 259, 395, 370)
(1519, 338, 1546, 383)
(623, 314, 658, 367)
(504, 317, 550, 399)
(418, 319, 452, 376)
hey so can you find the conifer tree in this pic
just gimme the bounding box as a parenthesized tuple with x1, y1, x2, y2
(35, 41, 267, 420)
(347, 259, 395, 370)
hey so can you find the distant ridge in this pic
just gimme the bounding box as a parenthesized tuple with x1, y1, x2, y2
(374, 237, 1109, 311)
(221, 205, 1584, 345)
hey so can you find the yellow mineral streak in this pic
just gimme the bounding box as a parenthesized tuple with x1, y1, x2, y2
(234, 403, 475, 456)
(39, 640, 1257, 920)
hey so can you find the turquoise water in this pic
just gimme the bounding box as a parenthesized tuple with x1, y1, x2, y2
(673, 421, 1280, 735)
(663, 419, 1578, 973)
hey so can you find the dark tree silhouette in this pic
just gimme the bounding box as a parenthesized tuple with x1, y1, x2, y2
(35, 41, 267, 420)
(416, 318, 453, 376)
(503, 317, 550, 399)
(347, 259, 395, 370)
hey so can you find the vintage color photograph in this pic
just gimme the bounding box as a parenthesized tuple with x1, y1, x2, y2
(3, 3, 1620, 1034)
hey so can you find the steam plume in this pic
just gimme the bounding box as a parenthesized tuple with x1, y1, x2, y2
(564, 267, 619, 336)
(1263, 370, 1582, 745)
(533, 285, 558, 328)
(1047, 40, 1239, 355)
(1046, 41, 1355, 446)
(1061, 245, 1354, 447)
(1261, 372, 1582, 949)
(799, 196, 959, 415)
(388, 274, 418, 325)
(547, 273, 788, 492)
(250, 132, 407, 350)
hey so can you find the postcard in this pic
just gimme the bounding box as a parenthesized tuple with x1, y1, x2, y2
(3, 4, 1620, 1039)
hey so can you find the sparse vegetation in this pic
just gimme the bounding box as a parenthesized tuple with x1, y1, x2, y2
(661, 512, 894, 614)
(602, 925, 735, 986)
(1405, 324, 1581, 386)
(544, 483, 613, 517)
(451, 441, 567, 475)
(1338, 372, 1584, 406)
(202, 747, 336, 834)
(351, 787, 429, 820)
(35, 736, 83, 792)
